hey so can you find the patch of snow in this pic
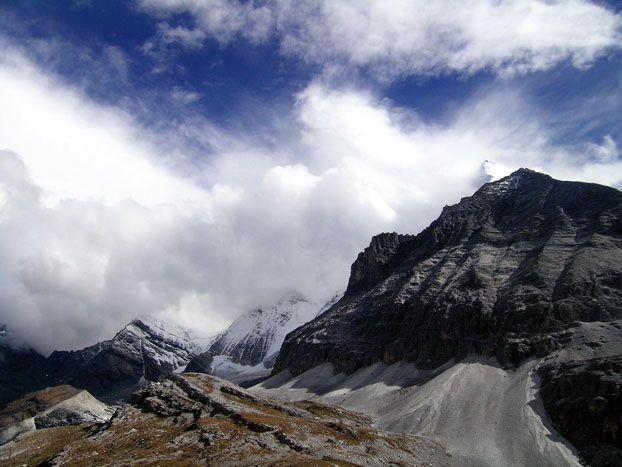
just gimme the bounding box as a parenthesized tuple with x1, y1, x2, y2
(483, 160, 516, 182)
(208, 355, 272, 383)
(134, 315, 218, 354)
(211, 292, 341, 370)
(481, 171, 523, 197)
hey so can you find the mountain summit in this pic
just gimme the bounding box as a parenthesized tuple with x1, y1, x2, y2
(275, 169, 622, 376)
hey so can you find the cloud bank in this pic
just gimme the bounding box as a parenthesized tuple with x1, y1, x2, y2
(0, 2, 621, 354)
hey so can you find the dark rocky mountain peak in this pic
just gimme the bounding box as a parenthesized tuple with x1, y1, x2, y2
(275, 168, 622, 375)
(346, 232, 414, 295)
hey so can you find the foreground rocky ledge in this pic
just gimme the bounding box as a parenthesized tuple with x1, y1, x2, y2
(0, 373, 450, 466)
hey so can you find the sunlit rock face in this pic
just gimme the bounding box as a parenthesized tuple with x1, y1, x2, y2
(0, 384, 112, 445)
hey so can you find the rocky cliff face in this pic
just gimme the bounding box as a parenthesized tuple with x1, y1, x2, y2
(0, 318, 204, 404)
(537, 320, 622, 466)
(346, 232, 413, 294)
(276, 169, 622, 375)
(0, 373, 451, 466)
(273, 169, 622, 465)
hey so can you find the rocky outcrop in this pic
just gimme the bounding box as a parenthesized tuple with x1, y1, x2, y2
(0, 373, 451, 466)
(346, 232, 413, 294)
(184, 351, 214, 373)
(0, 385, 112, 445)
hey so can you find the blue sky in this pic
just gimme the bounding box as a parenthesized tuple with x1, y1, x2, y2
(0, 0, 621, 353)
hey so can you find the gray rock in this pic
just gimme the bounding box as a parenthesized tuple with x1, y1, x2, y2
(538, 320, 622, 466)
(275, 169, 622, 375)
(184, 351, 213, 373)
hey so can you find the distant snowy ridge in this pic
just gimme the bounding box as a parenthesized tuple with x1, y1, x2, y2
(186, 293, 341, 384)
(0, 316, 218, 404)
(127, 316, 217, 372)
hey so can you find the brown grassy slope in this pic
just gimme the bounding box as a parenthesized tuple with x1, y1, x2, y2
(0, 373, 451, 466)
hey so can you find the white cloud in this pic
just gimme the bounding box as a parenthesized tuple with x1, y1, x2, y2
(137, 0, 274, 45)
(0, 46, 207, 210)
(588, 135, 620, 163)
(171, 86, 202, 104)
(1, 40, 621, 355)
(137, 0, 622, 78)
(157, 23, 207, 49)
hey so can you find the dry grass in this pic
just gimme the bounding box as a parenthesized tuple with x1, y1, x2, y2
(1, 374, 448, 466)
(0, 424, 87, 465)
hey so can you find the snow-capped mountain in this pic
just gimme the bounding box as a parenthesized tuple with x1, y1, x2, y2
(107, 317, 207, 382)
(186, 293, 341, 384)
(0, 317, 214, 404)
